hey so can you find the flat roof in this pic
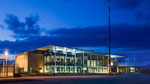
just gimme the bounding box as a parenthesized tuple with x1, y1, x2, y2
(37, 45, 94, 53)
(0, 57, 8, 61)
(105, 54, 124, 58)
(16, 45, 123, 58)
(36, 45, 123, 58)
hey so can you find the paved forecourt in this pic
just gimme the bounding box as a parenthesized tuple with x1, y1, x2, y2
(0, 75, 150, 84)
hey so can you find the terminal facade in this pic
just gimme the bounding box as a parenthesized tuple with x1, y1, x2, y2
(15, 45, 119, 74)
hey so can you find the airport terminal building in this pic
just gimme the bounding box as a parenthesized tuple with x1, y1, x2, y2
(15, 45, 120, 74)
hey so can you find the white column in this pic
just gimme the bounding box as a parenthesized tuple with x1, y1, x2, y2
(97, 54, 98, 73)
(74, 49, 77, 73)
(64, 47, 67, 73)
(102, 55, 105, 73)
(83, 52, 85, 73)
(90, 54, 92, 73)
(45, 56, 47, 73)
(54, 46, 57, 73)
(59, 51, 61, 73)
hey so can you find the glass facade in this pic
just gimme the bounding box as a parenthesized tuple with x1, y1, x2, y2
(43, 46, 115, 74)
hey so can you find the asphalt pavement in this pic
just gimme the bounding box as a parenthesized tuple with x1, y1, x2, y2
(0, 74, 150, 84)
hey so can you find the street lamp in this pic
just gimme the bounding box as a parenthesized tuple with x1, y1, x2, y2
(4, 50, 9, 77)
(108, 0, 112, 75)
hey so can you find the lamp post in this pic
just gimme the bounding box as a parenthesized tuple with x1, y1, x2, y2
(4, 50, 9, 77)
(108, 0, 112, 75)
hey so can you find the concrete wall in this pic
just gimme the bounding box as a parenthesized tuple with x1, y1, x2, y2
(28, 51, 44, 73)
(15, 51, 44, 74)
(15, 52, 28, 73)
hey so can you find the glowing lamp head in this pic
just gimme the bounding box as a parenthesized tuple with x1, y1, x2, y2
(4, 50, 9, 56)
(40, 70, 43, 73)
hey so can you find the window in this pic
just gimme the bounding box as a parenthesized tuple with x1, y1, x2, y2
(111, 62, 113, 66)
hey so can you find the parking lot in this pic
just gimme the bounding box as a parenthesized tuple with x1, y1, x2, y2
(0, 74, 150, 84)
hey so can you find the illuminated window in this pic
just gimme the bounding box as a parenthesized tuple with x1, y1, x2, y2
(111, 62, 113, 66)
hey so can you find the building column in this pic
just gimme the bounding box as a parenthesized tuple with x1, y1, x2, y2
(97, 54, 98, 73)
(45, 49, 49, 73)
(63, 51, 65, 73)
(3, 61, 5, 76)
(59, 52, 61, 73)
(54, 46, 57, 73)
(116, 57, 119, 73)
(83, 52, 85, 73)
(102, 55, 105, 73)
(117, 63, 119, 73)
(90, 54, 92, 73)
(103, 56, 104, 66)
(45, 55, 47, 73)
(74, 49, 77, 73)
(64, 47, 67, 73)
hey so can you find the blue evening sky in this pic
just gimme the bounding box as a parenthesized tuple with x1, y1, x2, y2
(0, 0, 150, 65)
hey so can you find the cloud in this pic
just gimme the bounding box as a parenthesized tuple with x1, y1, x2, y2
(4, 14, 42, 39)
(0, 24, 4, 29)
(135, 12, 150, 24)
(134, 0, 150, 24)
(46, 26, 108, 47)
(1, 24, 150, 52)
(111, 0, 143, 10)
(0, 23, 150, 65)
(113, 0, 144, 9)
(2, 14, 150, 65)
(102, 0, 144, 10)
(109, 0, 150, 25)
(46, 24, 150, 50)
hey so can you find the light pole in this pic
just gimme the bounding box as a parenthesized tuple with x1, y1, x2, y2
(108, 0, 112, 75)
(4, 50, 9, 77)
